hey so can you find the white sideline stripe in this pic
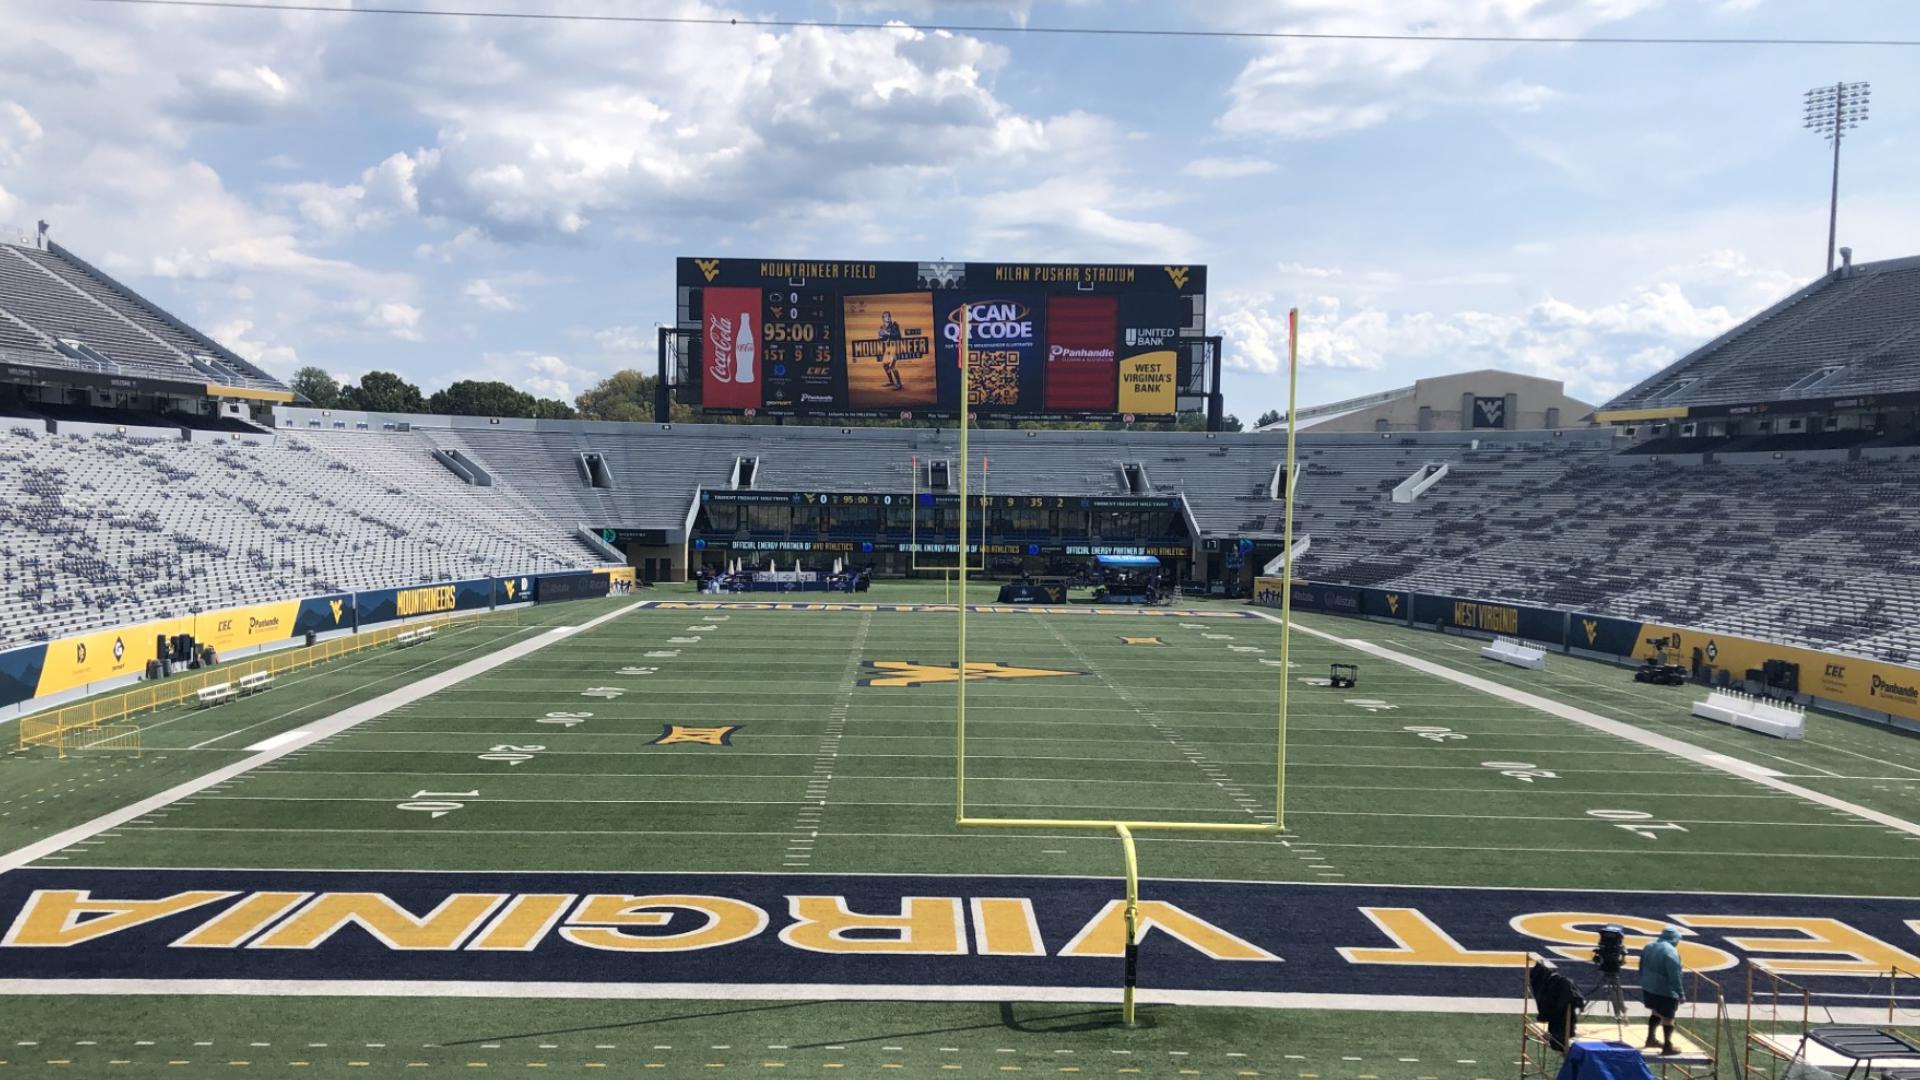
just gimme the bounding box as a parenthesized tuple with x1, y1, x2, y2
(1261, 612, 1920, 838)
(242, 730, 311, 752)
(0, 978, 1898, 1021)
(1703, 752, 1785, 778)
(0, 601, 645, 875)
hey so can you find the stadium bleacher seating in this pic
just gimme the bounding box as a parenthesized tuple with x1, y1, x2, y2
(1602, 254, 1920, 414)
(0, 240, 286, 391)
(0, 426, 610, 648)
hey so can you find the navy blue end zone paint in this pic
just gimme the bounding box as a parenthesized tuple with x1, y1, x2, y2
(2, 868, 1914, 998)
(0, 641, 49, 710)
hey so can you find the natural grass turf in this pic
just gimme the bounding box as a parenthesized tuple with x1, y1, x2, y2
(0, 994, 1525, 1080)
(49, 594, 1919, 891)
(6, 583, 1920, 1073)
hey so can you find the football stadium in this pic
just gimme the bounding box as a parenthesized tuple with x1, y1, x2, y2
(4, 9, 1920, 1080)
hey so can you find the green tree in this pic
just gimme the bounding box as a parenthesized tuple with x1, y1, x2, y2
(340, 370, 426, 413)
(529, 397, 577, 420)
(428, 379, 536, 417)
(574, 369, 697, 423)
(289, 366, 341, 408)
(1220, 413, 1244, 432)
(1255, 409, 1282, 428)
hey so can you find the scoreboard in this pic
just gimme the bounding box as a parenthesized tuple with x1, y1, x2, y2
(679, 258, 1206, 421)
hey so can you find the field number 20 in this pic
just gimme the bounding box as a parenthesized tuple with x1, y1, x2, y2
(1404, 725, 1466, 742)
(398, 789, 478, 818)
(1481, 760, 1559, 783)
(1588, 808, 1688, 840)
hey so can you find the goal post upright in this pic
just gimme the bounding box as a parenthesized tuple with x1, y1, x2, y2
(951, 304, 1303, 1026)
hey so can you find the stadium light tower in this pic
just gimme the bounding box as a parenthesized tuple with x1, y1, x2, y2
(1803, 81, 1870, 274)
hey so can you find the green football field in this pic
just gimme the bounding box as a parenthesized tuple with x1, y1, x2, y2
(3, 585, 1918, 1079)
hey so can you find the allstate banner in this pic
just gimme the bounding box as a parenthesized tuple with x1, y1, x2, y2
(355, 578, 493, 628)
(535, 572, 611, 603)
(1635, 624, 1920, 724)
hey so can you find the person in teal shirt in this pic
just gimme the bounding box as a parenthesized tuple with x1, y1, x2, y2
(1639, 927, 1686, 1054)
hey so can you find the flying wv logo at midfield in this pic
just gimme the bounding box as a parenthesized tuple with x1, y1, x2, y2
(856, 661, 1085, 688)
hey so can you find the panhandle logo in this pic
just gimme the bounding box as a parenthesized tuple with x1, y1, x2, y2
(1870, 674, 1918, 702)
(247, 616, 279, 635)
(328, 599, 345, 624)
(1385, 594, 1400, 616)
(1582, 620, 1600, 647)
(1163, 266, 1191, 289)
(1121, 636, 1164, 646)
(695, 258, 721, 283)
(857, 661, 1085, 688)
(650, 724, 740, 747)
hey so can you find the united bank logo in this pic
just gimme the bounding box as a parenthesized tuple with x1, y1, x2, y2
(695, 258, 721, 283)
(857, 660, 1085, 688)
(1163, 266, 1191, 289)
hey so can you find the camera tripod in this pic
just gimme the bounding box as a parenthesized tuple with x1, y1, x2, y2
(1582, 969, 1629, 1028)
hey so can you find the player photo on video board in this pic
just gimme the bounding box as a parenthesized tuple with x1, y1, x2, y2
(844, 292, 936, 409)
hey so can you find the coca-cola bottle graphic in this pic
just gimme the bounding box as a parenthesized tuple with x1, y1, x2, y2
(735, 313, 756, 384)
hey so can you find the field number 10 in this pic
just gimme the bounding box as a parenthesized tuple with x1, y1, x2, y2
(398, 789, 478, 818)
(1588, 808, 1688, 840)
(1481, 760, 1558, 783)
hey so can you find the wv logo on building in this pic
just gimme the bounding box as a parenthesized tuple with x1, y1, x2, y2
(328, 599, 345, 624)
(696, 258, 722, 282)
(1385, 594, 1400, 616)
(1163, 266, 1190, 288)
(857, 661, 1085, 688)
(1583, 619, 1600, 647)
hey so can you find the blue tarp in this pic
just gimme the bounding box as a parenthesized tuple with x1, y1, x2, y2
(1556, 1041, 1657, 1080)
(1094, 554, 1161, 568)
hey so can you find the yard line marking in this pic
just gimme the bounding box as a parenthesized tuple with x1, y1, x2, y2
(1270, 613, 1920, 839)
(0, 601, 646, 874)
(240, 731, 311, 753)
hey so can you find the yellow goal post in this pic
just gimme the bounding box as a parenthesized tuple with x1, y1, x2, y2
(952, 306, 1303, 1024)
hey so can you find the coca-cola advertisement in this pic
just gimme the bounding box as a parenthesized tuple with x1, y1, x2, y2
(1043, 294, 1119, 412)
(702, 286, 763, 411)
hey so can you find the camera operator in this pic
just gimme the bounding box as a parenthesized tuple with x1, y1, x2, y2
(1639, 928, 1686, 1054)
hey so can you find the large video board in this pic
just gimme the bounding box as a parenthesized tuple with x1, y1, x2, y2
(679, 258, 1205, 420)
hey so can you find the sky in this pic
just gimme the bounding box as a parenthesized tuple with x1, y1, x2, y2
(0, 0, 1916, 420)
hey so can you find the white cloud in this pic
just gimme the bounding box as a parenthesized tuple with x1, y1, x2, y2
(1181, 156, 1278, 179)
(1215, 1, 1656, 138)
(342, 299, 425, 342)
(276, 151, 419, 234)
(208, 317, 299, 373)
(0, 101, 43, 168)
(462, 278, 521, 312)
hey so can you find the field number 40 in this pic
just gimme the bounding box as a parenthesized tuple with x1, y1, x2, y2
(1588, 808, 1688, 840)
